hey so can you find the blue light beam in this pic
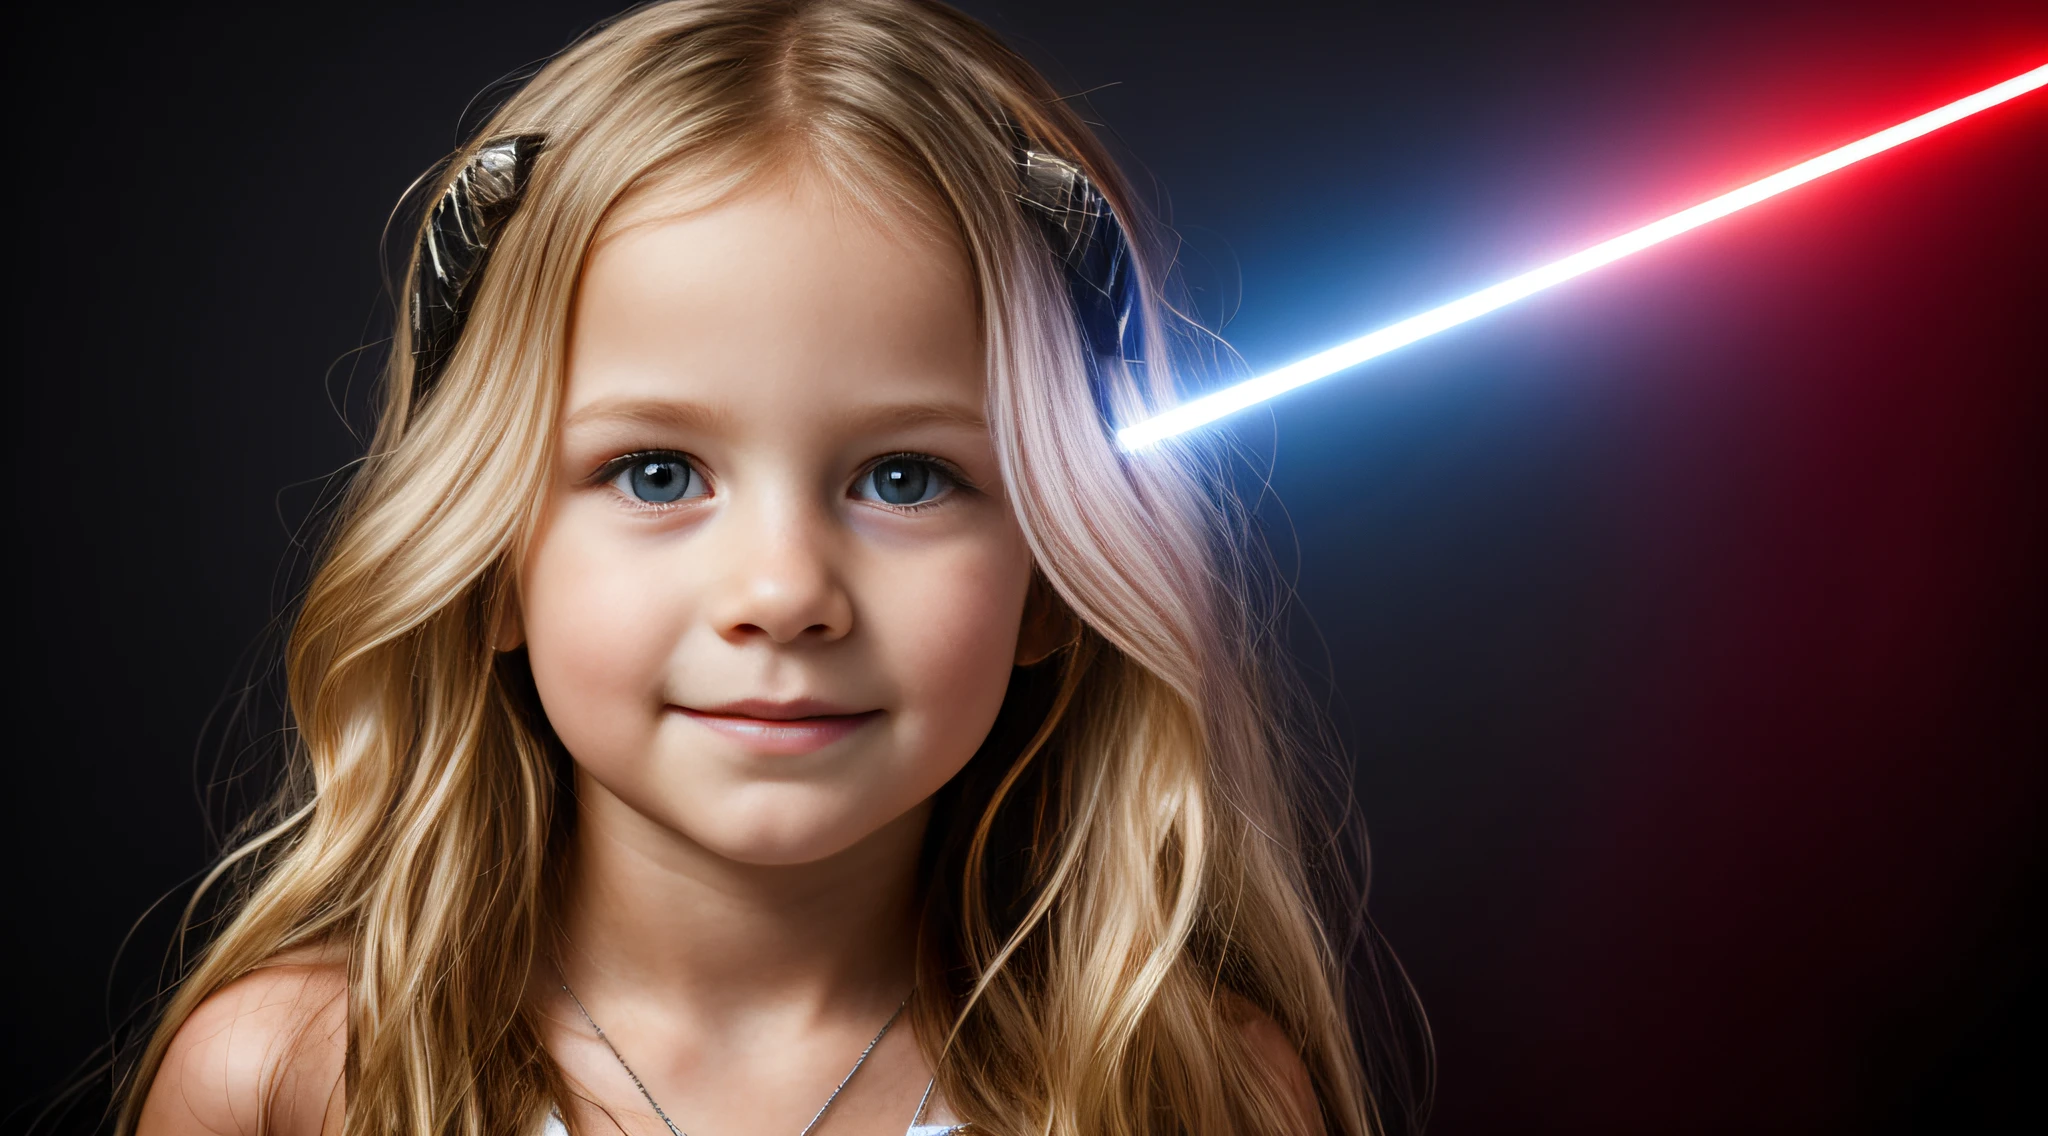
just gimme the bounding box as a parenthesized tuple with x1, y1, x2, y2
(1116, 63, 2048, 451)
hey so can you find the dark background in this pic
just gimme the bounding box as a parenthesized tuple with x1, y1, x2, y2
(9, 1, 2044, 1132)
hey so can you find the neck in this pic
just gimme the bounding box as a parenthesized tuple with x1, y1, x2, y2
(556, 768, 925, 1027)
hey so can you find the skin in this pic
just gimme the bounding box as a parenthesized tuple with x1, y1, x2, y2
(137, 168, 1317, 1135)
(141, 169, 1035, 1135)
(524, 170, 1032, 1132)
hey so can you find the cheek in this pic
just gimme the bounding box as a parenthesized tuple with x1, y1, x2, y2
(519, 507, 679, 760)
(864, 529, 1034, 772)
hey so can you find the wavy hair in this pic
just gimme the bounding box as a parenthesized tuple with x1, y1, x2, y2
(121, 2, 1423, 1132)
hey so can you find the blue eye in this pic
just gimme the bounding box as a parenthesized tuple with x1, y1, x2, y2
(858, 457, 951, 507)
(611, 454, 704, 504)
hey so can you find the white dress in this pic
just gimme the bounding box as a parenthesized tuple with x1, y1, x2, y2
(539, 1123, 961, 1135)
(540, 1122, 961, 1136)
(539, 1081, 965, 1135)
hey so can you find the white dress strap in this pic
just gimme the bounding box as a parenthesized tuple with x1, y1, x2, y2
(906, 1077, 968, 1134)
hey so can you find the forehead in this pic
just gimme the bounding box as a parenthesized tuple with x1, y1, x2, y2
(565, 170, 982, 428)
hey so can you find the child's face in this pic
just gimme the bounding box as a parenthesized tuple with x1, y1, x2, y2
(518, 172, 1036, 867)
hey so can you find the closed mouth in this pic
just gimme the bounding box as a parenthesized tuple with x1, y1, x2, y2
(673, 705, 882, 754)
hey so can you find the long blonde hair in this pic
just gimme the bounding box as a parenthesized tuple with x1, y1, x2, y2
(122, 2, 1418, 1132)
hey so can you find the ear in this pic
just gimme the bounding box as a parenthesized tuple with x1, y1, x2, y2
(491, 579, 526, 652)
(1015, 572, 1079, 666)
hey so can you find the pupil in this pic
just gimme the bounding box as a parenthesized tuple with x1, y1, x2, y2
(630, 460, 691, 503)
(875, 460, 929, 505)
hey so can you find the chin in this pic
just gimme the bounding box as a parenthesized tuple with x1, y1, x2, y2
(686, 802, 901, 868)
(700, 832, 878, 868)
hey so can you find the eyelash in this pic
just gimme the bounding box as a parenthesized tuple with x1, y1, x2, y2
(588, 450, 975, 512)
(856, 451, 975, 513)
(592, 450, 707, 512)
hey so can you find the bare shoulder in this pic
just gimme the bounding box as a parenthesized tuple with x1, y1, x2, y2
(1229, 996, 1327, 1134)
(135, 957, 346, 1136)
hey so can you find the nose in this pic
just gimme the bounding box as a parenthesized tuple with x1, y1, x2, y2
(704, 495, 854, 646)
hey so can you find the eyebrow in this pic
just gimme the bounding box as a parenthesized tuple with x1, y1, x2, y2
(843, 401, 988, 434)
(561, 398, 733, 433)
(561, 397, 987, 435)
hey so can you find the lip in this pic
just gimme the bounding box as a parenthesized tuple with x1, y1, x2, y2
(673, 701, 882, 756)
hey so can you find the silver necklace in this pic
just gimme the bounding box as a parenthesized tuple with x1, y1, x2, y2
(561, 983, 909, 1136)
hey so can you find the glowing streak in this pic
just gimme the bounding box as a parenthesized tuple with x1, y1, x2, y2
(1117, 63, 2048, 451)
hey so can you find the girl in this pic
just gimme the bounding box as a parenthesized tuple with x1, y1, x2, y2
(127, 1, 1414, 1132)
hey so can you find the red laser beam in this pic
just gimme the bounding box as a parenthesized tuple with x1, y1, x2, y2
(1118, 62, 2048, 450)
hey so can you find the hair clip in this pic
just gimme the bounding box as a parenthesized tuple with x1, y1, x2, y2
(410, 134, 547, 396)
(404, 130, 1142, 421)
(1012, 146, 1146, 421)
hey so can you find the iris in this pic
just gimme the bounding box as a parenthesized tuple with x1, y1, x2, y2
(869, 458, 938, 506)
(626, 458, 696, 503)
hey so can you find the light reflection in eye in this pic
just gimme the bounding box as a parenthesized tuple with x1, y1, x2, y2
(611, 454, 704, 504)
(857, 457, 951, 507)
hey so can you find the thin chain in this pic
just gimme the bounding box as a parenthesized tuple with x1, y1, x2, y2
(561, 983, 910, 1136)
(793, 997, 908, 1136)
